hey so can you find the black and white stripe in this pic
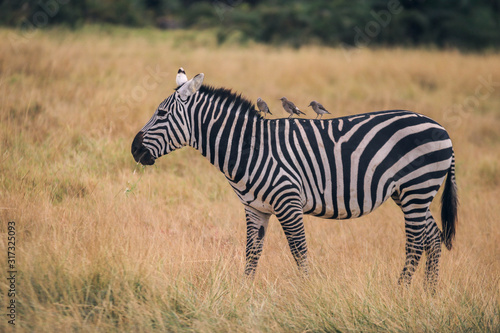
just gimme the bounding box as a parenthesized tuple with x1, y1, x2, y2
(132, 73, 458, 289)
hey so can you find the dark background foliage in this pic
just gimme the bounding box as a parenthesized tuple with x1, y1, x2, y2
(1, 0, 500, 49)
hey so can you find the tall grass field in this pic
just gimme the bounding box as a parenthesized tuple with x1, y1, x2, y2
(1, 27, 499, 332)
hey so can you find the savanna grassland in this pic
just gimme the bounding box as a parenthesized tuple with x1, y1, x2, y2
(0, 27, 499, 332)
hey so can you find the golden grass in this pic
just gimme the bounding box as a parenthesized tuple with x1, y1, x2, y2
(0, 26, 499, 332)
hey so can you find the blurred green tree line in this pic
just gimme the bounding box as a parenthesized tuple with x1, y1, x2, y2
(1, 0, 499, 49)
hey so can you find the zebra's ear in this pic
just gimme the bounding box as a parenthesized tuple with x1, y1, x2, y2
(178, 73, 204, 98)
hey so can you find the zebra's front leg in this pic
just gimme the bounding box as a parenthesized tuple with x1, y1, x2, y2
(244, 207, 271, 278)
(275, 201, 308, 274)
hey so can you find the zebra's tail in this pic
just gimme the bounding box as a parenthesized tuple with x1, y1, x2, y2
(441, 152, 458, 250)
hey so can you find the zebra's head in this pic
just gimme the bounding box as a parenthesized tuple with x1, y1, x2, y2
(131, 71, 204, 165)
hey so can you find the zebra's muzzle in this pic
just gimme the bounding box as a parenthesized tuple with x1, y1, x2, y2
(132, 132, 155, 165)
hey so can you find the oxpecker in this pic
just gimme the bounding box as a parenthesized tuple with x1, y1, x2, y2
(280, 97, 305, 118)
(308, 100, 331, 119)
(257, 97, 272, 118)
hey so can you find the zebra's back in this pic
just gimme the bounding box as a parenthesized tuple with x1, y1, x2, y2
(256, 110, 453, 219)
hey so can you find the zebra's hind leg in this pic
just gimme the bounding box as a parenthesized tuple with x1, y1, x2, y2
(423, 210, 442, 293)
(244, 207, 271, 278)
(275, 199, 308, 274)
(393, 193, 427, 286)
(398, 215, 426, 286)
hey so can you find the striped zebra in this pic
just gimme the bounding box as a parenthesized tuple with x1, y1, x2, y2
(132, 71, 458, 289)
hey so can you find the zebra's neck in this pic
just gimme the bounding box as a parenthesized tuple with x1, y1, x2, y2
(188, 86, 262, 182)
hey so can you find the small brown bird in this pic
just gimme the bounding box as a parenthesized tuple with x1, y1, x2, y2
(308, 100, 331, 119)
(257, 97, 272, 118)
(280, 97, 306, 118)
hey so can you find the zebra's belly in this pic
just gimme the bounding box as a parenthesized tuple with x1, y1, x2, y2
(306, 202, 382, 220)
(303, 187, 390, 220)
(246, 196, 383, 219)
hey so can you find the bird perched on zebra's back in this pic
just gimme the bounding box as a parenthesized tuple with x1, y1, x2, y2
(176, 67, 187, 86)
(280, 97, 306, 118)
(308, 100, 331, 119)
(256, 97, 272, 118)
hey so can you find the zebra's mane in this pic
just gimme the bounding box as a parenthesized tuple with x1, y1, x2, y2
(198, 84, 261, 118)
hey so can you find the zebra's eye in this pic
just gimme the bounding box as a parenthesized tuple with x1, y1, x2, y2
(157, 110, 167, 117)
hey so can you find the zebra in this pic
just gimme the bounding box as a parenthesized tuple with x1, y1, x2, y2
(132, 70, 458, 289)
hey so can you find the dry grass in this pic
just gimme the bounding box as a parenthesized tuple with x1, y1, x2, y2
(0, 26, 499, 332)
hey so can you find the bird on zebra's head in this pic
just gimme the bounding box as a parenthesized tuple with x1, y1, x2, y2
(256, 97, 272, 117)
(176, 67, 187, 87)
(132, 68, 458, 293)
(308, 100, 331, 119)
(280, 97, 306, 118)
